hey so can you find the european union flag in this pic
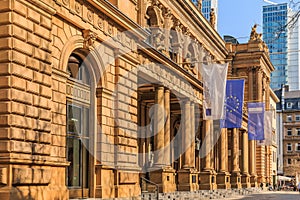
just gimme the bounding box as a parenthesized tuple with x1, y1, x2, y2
(221, 80, 245, 128)
(248, 102, 265, 140)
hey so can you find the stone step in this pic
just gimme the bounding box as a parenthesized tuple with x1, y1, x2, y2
(140, 188, 261, 200)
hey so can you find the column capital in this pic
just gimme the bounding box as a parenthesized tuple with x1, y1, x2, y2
(155, 85, 164, 90)
(164, 88, 171, 93)
(181, 98, 191, 104)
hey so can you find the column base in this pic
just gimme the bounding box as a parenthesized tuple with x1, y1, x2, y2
(198, 170, 217, 190)
(149, 166, 176, 193)
(250, 174, 258, 188)
(257, 175, 266, 186)
(241, 173, 251, 188)
(216, 171, 231, 189)
(230, 171, 242, 189)
(0, 185, 69, 200)
(177, 168, 199, 191)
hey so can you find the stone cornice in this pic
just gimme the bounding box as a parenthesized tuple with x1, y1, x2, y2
(25, 0, 56, 15)
(86, 0, 149, 40)
(53, 0, 149, 42)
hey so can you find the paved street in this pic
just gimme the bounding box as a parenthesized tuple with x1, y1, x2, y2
(227, 191, 300, 200)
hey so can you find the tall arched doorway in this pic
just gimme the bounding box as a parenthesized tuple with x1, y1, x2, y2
(66, 52, 93, 198)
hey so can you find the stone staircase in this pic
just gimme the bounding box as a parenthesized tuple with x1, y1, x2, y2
(140, 187, 262, 200)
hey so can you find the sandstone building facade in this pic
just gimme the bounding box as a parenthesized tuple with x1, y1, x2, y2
(0, 0, 276, 199)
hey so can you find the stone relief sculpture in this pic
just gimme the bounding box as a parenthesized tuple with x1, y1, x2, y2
(83, 29, 96, 50)
(153, 31, 166, 52)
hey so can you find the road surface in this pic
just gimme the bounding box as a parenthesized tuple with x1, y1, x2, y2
(228, 191, 300, 200)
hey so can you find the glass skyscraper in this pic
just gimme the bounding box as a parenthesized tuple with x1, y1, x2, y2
(263, 3, 288, 89)
(287, 9, 300, 90)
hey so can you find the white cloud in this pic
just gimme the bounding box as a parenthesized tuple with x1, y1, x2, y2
(263, 0, 278, 5)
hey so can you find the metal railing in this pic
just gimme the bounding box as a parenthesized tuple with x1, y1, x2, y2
(140, 176, 159, 200)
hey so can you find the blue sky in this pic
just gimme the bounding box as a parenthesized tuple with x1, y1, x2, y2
(218, 0, 289, 43)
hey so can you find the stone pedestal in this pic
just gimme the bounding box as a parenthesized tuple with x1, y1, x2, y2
(241, 173, 251, 188)
(250, 174, 258, 187)
(216, 171, 231, 189)
(177, 168, 199, 191)
(149, 167, 176, 193)
(230, 172, 242, 189)
(198, 170, 217, 190)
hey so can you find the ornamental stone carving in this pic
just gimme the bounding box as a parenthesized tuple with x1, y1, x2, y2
(146, 0, 164, 27)
(83, 29, 96, 50)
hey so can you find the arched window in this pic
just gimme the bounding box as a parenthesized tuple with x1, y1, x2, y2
(67, 54, 90, 84)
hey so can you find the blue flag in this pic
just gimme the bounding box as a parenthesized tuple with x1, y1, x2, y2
(248, 102, 265, 140)
(221, 80, 245, 128)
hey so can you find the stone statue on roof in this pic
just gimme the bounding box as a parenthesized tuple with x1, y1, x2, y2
(209, 8, 216, 28)
(197, 0, 202, 11)
(250, 24, 259, 41)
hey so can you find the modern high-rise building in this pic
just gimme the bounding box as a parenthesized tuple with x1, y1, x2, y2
(287, 10, 300, 90)
(191, 0, 218, 28)
(263, 3, 288, 90)
(263, 3, 300, 91)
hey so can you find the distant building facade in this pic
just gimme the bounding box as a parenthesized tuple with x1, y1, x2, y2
(275, 86, 300, 179)
(270, 90, 279, 185)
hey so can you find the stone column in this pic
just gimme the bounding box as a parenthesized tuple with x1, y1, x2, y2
(190, 102, 196, 168)
(220, 129, 227, 172)
(198, 120, 217, 190)
(146, 104, 151, 166)
(257, 69, 263, 101)
(241, 130, 251, 188)
(232, 129, 239, 172)
(150, 87, 176, 193)
(242, 131, 249, 174)
(249, 140, 257, 187)
(216, 128, 231, 189)
(183, 100, 191, 168)
(139, 102, 146, 167)
(178, 100, 198, 191)
(164, 89, 171, 166)
(181, 102, 196, 167)
(153, 86, 164, 166)
(230, 128, 241, 188)
(203, 120, 212, 171)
